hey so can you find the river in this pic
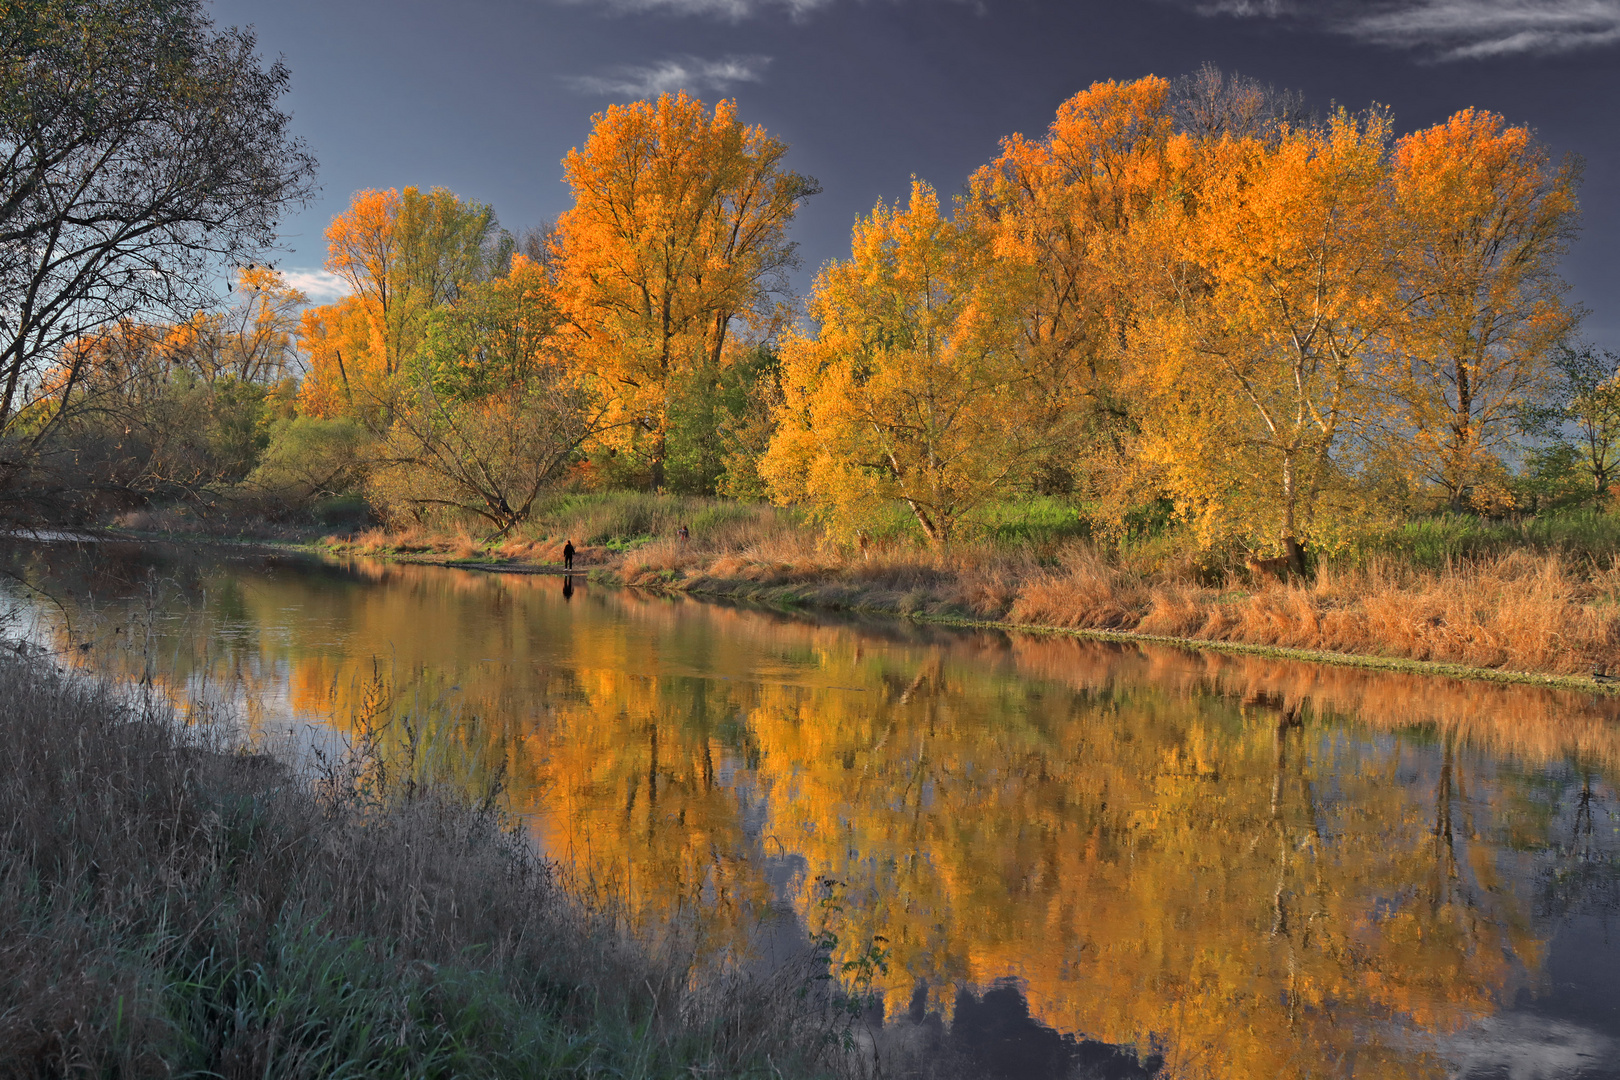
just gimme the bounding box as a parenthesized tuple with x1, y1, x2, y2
(3, 536, 1619, 1080)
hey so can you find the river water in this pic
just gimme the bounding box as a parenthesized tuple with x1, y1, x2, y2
(4, 536, 1619, 1080)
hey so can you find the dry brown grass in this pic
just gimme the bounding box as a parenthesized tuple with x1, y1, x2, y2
(609, 528, 1620, 677)
(1008, 549, 1620, 676)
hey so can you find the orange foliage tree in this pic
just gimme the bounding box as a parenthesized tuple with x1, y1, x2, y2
(1129, 111, 1398, 560)
(962, 76, 1178, 495)
(163, 266, 306, 386)
(1381, 108, 1581, 510)
(302, 186, 499, 419)
(551, 92, 817, 488)
(296, 296, 376, 420)
(761, 77, 1581, 551)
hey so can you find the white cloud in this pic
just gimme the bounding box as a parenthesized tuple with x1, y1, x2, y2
(1195, 0, 1289, 14)
(562, 0, 981, 23)
(280, 268, 350, 304)
(1194, 0, 1620, 59)
(564, 0, 830, 19)
(1345, 0, 1620, 58)
(562, 54, 773, 98)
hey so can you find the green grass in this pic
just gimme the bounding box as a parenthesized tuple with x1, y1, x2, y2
(979, 497, 1094, 547)
(1350, 508, 1620, 569)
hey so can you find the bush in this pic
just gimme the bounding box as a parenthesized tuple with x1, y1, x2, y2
(246, 416, 369, 511)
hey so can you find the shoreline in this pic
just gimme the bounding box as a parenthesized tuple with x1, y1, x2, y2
(64, 526, 1620, 698)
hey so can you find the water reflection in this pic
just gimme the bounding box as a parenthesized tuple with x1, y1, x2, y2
(3, 538, 1619, 1079)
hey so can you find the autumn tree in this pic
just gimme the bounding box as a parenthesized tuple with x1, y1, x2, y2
(763, 181, 1047, 546)
(551, 92, 817, 489)
(296, 297, 376, 421)
(1381, 109, 1581, 511)
(33, 318, 283, 499)
(0, 0, 314, 513)
(962, 77, 1176, 497)
(164, 266, 306, 385)
(309, 185, 501, 413)
(1131, 112, 1397, 563)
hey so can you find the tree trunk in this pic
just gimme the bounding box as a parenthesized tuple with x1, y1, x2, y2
(1279, 452, 1307, 575)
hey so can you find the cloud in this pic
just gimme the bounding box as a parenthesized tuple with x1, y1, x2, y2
(562, 54, 773, 98)
(564, 0, 830, 19)
(1345, 0, 1620, 58)
(280, 268, 350, 304)
(1193, 0, 1620, 60)
(562, 0, 983, 23)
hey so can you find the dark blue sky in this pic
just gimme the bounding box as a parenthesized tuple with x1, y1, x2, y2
(210, 0, 1620, 349)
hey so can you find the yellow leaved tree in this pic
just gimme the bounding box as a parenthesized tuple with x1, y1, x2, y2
(762, 181, 1046, 546)
(551, 92, 816, 488)
(962, 76, 1177, 495)
(1130, 112, 1397, 563)
(1380, 109, 1581, 511)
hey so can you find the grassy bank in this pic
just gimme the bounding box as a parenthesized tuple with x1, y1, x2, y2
(310, 495, 1620, 686)
(0, 652, 850, 1079)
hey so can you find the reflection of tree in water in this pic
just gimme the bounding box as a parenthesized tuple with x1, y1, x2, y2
(749, 666, 1558, 1079)
(1536, 771, 1620, 919)
(5, 541, 1620, 1079)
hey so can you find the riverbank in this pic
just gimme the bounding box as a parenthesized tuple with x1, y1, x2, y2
(95, 495, 1620, 691)
(0, 653, 845, 1078)
(315, 534, 1620, 696)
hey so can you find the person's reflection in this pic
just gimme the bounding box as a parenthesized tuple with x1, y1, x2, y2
(562, 574, 575, 601)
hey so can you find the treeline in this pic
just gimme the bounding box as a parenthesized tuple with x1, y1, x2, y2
(22, 63, 1619, 559)
(761, 69, 1599, 560)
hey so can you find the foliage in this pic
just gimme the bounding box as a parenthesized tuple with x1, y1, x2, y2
(415, 254, 560, 401)
(301, 186, 502, 422)
(1132, 109, 1396, 559)
(1378, 109, 1580, 511)
(1522, 341, 1620, 502)
(760, 76, 1581, 557)
(164, 266, 307, 385)
(764, 181, 1056, 546)
(962, 76, 1176, 500)
(0, 0, 314, 506)
(664, 342, 784, 497)
(12, 299, 309, 513)
(248, 416, 370, 505)
(552, 92, 817, 487)
(5, 48, 1597, 557)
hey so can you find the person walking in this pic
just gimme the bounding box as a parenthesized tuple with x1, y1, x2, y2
(563, 539, 575, 571)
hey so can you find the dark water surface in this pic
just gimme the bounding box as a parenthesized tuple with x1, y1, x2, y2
(5, 537, 1620, 1080)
